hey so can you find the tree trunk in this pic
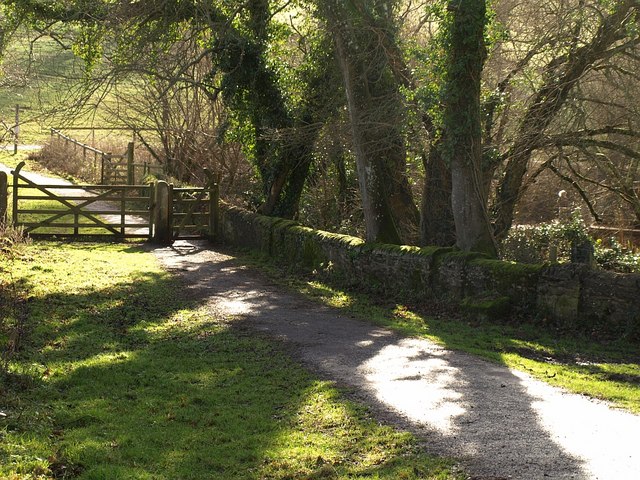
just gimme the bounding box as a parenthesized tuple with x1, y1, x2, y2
(420, 143, 455, 246)
(334, 32, 402, 244)
(321, 0, 419, 244)
(492, 0, 639, 241)
(443, 0, 497, 256)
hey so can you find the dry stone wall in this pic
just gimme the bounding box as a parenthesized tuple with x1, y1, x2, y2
(219, 205, 640, 340)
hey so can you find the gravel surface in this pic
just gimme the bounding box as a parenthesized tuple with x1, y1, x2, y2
(153, 241, 640, 480)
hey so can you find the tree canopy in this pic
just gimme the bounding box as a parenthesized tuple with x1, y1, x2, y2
(4, 0, 640, 256)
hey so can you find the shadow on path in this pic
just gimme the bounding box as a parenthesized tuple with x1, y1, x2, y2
(153, 241, 640, 480)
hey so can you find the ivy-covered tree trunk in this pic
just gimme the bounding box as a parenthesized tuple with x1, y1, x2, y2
(319, 0, 419, 245)
(218, 0, 340, 220)
(218, 0, 300, 218)
(443, 0, 497, 256)
(421, 142, 456, 246)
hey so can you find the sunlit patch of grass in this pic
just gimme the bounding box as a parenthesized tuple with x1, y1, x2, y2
(0, 151, 55, 175)
(305, 281, 354, 309)
(0, 242, 462, 479)
(263, 383, 456, 480)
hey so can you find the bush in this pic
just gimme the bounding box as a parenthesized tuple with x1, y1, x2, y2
(30, 139, 100, 182)
(500, 210, 590, 264)
(500, 211, 640, 273)
(594, 238, 640, 273)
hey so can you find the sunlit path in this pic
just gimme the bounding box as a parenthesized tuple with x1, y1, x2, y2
(154, 240, 640, 480)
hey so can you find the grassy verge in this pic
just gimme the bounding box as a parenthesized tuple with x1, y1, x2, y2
(239, 250, 640, 414)
(0, 242, 461, 479)
(0, 151, 59, 178)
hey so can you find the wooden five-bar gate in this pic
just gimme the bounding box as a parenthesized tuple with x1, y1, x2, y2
(1, 161, 219, 244)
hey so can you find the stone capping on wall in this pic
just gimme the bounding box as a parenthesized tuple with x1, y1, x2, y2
(219, 205, 640, 340)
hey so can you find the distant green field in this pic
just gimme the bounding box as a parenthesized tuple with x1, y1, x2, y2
(0, 28, 127, 144)
(1, 29, 77, 142)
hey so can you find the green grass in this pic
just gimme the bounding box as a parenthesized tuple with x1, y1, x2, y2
(1, 31, 82, 143)
(0, 152, 68, 185)
(239, 250, 640, 414)
(0, 242, 461, 479)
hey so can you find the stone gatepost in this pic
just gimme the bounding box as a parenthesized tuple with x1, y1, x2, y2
(153, 180, 172, 244)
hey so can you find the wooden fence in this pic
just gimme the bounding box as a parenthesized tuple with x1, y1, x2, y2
(589, 225, 640, 247)
(11, 162, 153, 239)
(50, 128, 164, 185)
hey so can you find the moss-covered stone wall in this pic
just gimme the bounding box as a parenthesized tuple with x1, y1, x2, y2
(219, 205, 640, 340)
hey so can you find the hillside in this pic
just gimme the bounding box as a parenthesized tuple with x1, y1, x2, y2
(0, 27, 115, 144)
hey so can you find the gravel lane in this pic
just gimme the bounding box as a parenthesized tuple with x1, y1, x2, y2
(153, 241, 640, 480)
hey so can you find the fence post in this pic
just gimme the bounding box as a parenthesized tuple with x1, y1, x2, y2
(100, 153, 106, 184)
(147, 182, 155, 241)
(101, 153, 113, 185)
(0, 171, 7, 225)
(13, 104, 19, 155)
(152, 180, 172, 244)
(126, 142, 135, 185)
(209, 179, 219, 242)
(12, 161, 25, 227)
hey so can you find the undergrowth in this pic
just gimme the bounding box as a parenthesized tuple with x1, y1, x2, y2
(501, 210, 640, 272)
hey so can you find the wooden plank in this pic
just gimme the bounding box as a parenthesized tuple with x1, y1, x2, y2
(0, 171, 7, 223)
(17, 195, 151, 203)
(28, 232, 151, 239)
(16, 184, 151, 191)
(20, 222, 151, 228)
(13, 175, 123, 235)
(18, 209, 150, 219)
(120, 187, 126, 235)
(12, 162, 22, 227)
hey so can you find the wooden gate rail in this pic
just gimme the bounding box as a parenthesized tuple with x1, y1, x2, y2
(12, 161, 153, 239)
(170, 169, 220, 241)
(8, 162, 220, 244)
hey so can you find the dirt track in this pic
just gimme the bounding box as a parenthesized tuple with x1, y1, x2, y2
(153, 240, 640, 480)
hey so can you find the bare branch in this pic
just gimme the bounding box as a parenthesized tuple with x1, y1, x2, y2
(548, 162, 602, 223)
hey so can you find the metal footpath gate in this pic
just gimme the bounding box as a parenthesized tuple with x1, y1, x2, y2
(6, 161, 219, 244)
